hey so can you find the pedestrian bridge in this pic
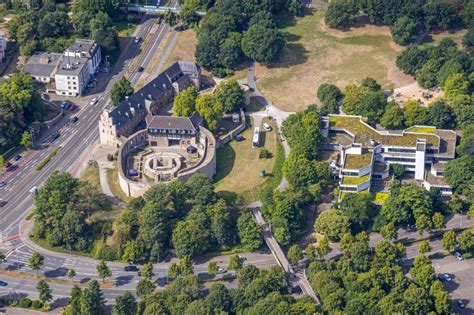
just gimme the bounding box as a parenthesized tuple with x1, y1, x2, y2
(127, 4, 206, 16)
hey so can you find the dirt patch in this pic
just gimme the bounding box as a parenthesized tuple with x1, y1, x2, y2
(387, 63, 415, 88)
(255, 10, 402, 112)
(389, 82, 444, 107)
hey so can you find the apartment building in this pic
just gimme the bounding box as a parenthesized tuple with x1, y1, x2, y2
(65, 39, 102, 75)
(321, 114, 456, 196)
(54, 56, 90, 96)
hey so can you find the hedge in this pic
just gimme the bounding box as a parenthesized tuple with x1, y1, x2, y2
(35, 146, 62, 171)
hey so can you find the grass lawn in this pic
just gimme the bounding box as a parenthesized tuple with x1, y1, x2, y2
(114, 20, 138, 38)
(256, 10, 401, 112)
(106, 165, 133, 203)
(214, 118, 278, 205)
(245, 96, 265, 113)
(80, 160, 101, 190)
(163, 28, 197, 69)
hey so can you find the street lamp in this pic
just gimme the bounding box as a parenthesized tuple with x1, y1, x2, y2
(105, 55, 110, 73)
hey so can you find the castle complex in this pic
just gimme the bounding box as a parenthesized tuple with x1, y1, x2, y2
(98, 61, 216, 197)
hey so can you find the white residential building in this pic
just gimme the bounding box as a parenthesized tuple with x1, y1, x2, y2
(65, 39, 102, 75)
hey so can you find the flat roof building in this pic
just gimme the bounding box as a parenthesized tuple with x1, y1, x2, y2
(24, 52, 63, 83)
(54, 56, 90, 96)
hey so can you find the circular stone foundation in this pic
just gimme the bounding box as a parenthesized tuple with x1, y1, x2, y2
(143, 152, 184, 181)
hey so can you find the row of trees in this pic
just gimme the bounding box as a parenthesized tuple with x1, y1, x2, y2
(194, 0, 302, 75)
(63, 262, 317, 314)
(173, 79, 245, 130)
(325, 0, 467, 45)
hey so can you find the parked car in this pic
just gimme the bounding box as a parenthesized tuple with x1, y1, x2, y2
(52, 132, 60, 141)
(69, 116, 79, 123)
(89, 98, 98, 106)
(0, 181, 6, 188)
(263, 123, 272, 131)
(135, 37, 141, 43)
(234, 134, 245, 142)
(124, 265, 139, 272)
(443, 274, 452, 282)
(138, 66, 144, 72)
(60, 101, 67, 109)
(0, 199, 6, 207)
(69, 104, 77, 111)
(14, 154, 22, 161)
(0, 280, 8, 286)
(217, 267, 227, 274)
(457, 300, 466, 309)
(454, 251, 464, 261)
(4, 161, 12, 168)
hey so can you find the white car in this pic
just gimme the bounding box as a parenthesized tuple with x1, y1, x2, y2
(217, 267, 227, 274)
(89, 98, 98, 106)
(454, 252, 464, 261)
(263, 123, 272, 131)
(134, 37, 141, 43)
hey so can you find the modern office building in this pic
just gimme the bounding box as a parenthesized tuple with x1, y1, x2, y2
(321, 114, 456, 196)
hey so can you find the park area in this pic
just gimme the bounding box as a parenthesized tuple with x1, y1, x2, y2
(214, 117, 281, 205)
(255, 9, 409, 112)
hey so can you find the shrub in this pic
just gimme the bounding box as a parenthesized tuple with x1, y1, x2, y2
(31, 300, 44, 309)
(463, 252, 473, 259)
(259, 149, 271, 159)
(91, 240, 120, 260)
(35, 146, 62, 170)
(19, 298, 32, 308)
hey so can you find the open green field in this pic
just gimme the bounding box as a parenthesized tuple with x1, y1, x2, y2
(256, 10, 404, 112)
(80, 160, 101, 190)
(214, 118, 279, 204)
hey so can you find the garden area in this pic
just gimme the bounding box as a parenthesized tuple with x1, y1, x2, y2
(214, 117, 282, 205)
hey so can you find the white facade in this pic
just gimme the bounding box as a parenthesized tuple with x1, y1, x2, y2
(65, 39, 102, 75)
(54, 60, 90, 96)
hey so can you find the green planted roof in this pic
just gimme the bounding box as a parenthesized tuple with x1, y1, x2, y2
(328, 115, 439, 147)
(342, 174, 370, 186)
(344, 152, 372, 169)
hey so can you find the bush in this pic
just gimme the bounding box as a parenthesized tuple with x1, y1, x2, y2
(259, 149, 272, 159)
(19, 298, 32, 308)
(91, 240, 120, 260)
(35, 146, 62, 170)
(31, 300, 44, 309)
(463, 252, 473, 259)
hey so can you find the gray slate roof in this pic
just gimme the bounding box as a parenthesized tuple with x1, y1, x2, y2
(24, 52, 63, 78)
(67, 39, 97, 57)
(108, 61, 200, 129)
(146, 112, 203, 131)
(56, 57, 89, 76)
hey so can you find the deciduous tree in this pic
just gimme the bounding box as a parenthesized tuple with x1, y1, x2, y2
(214, 79, 245, 112)
(195, 93, 223, 131)
(241, 24, 284, 65)
(173, 86, 198, 117)
(110, 77, 133, 106)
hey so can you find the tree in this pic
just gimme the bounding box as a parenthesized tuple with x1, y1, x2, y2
(317, 235, 331, 257)
(214, 79, 245, 112)
(281, 110, 322, 160)
(380, 222, 397, 241)
(425, 100, 455, 129)
(441, 230, 457, 252)
(112, 291, 137, 315)
(195, 93, 223, 131)
(0, 155, 3, 169)
(139, 201, 169, 260)
(186, 173, 216, 206)
(390, 17, 418, 45)
(29, 252, 44, 277)
(416, 59, 441, 89)
(167, 262, 180, 279)
(410, 254, 435, 289)
(136, 278, 156, 298)
(207, 199, 237, 247)
(172, 220, 209, 257)
(415, 215, 432, 239)
(219, 32, 244, 69)
(325, 0, 358, 29)
(67, 268, 76, 283)
(287, 245, 303, 264)
(444, 156, 474, 197)
(20, 131, 32, 149)
(36, 280, 52, 304)
(67, 285, 82, 315)
(80, 280, 104, 315)
(317, 83, 343, 115)
(390, 164, 405, 180)
(241, 24, 285, 65)
(90, 11, 119, 56)
(208, 261, 218, 276)
(314, 209, 350, 241)
(339, 193, 375, 232)
(288, 0, 304, 16)
(381, 184, 433, 225)
(403, 100, 426, 126)
(122, 240, 142, 263)
(110, 77, 133, 106)
(459, 230, 474, 252)
(173, 86, 198, 117)
(342, 83, 386, 123)
(141, 262, 154, 280)
(237, 212, 262, 250)
(228, 254, 244, 271)
(396, 46, 428, 76)
(419, 240, 431, 254)
(206, 283, 233, 313)
(96, 260, 111, 284)
(444, 73, 469, 100)
(381, 102, 405, 129)
(164, 10, 178, 27)
(179, 256, 195, 276)
(437, 59, 463, 86)
(432, 212, 444, 230)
